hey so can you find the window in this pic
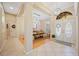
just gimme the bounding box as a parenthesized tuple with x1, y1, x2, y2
(65, 22, 72, 38)
(56, 20, 62, 36)
(32, 13, 40, 30)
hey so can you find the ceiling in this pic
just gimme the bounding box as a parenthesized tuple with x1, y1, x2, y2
(42, 2, 74, 15)
(3, 2, 23, 15)
(2, 2, 74, 19)
(32, 9, 50, 20)
(2, 2, 50, 19)
(33, 2, 74, 19)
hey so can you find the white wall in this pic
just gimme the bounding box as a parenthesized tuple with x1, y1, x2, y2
(40, 19, 50, 33)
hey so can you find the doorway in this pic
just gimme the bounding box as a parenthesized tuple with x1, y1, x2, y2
(32, 9, 51, 49)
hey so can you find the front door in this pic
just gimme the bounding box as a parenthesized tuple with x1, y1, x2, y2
(55, 17, 76, 46)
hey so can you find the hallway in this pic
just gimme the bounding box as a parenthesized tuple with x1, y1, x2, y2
(26, 40, 76, 56)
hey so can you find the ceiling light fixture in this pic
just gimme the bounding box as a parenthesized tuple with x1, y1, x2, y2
(9, 7, 14, 10)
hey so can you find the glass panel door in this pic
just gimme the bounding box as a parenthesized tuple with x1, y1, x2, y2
(55, 18, 76, 45)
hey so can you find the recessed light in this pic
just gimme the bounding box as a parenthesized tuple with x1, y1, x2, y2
(9, 7, 14, 10)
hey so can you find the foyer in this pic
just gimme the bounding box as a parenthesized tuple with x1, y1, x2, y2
(0, 2, 79, 56)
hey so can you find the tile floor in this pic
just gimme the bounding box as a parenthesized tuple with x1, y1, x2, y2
(0, 37, 26, 56)
(26, 40, 76, 56)
(0, 36, 76, 56)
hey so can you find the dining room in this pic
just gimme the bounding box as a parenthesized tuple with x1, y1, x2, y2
(32, 9, 51, 48)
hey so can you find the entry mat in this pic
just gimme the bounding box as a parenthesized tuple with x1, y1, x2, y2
(53, 39, 73, 47)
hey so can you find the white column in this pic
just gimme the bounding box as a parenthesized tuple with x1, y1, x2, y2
(24, 3, 33, 52)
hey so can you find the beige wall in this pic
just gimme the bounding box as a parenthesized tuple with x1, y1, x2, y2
(76, 3, 79, 55)
(5, 13, 17, 38)
(1, 12, 25, 56)
(0, 3, 6, 52)
(16, 13, 24, 38)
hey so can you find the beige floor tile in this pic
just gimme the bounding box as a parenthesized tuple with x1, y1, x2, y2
(0, 37, 26, 56)
(26, 40, 76, 56)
